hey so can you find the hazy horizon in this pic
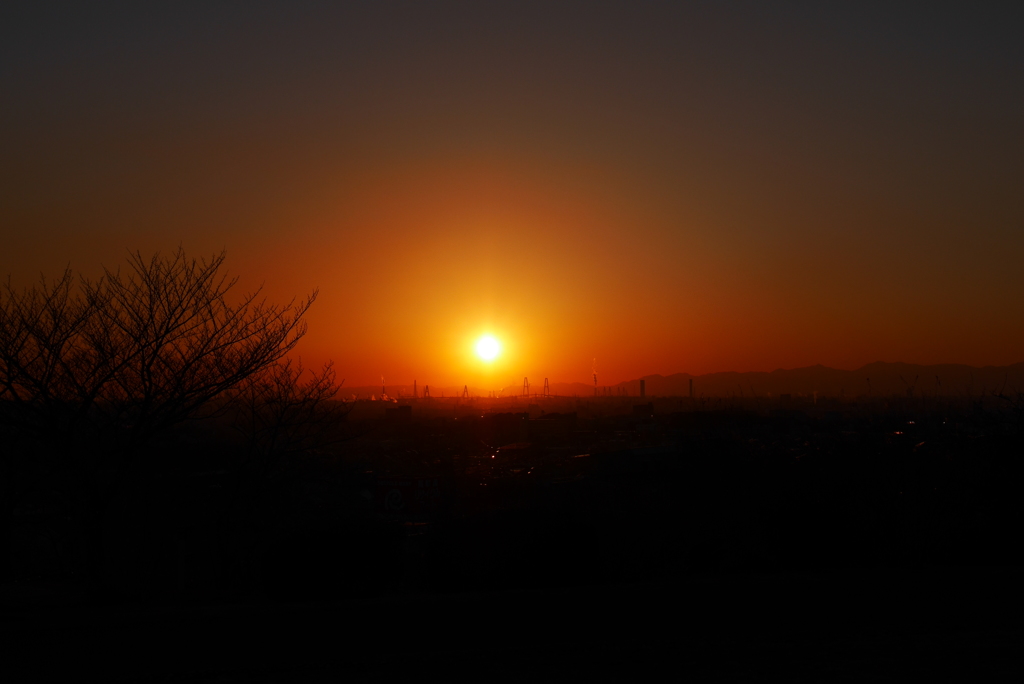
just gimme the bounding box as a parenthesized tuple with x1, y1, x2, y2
(338, 359, 1024, 399)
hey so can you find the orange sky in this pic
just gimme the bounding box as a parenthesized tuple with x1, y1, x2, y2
(2, 5, 1022, 389)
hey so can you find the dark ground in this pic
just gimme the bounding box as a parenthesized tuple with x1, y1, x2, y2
(4, 566, 1023, 681)
(4, 395, 1024, 680)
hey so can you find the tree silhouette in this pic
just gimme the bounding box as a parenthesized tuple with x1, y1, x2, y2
(0, 249, 317, 588)
(233, 359, 345, 471)
(218, 359, 348, 590)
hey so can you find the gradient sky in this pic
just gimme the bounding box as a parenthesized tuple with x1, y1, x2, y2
(2, 3, 1022, 389)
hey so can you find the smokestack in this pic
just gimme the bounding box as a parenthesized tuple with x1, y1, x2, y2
(640, 379, 646, 398)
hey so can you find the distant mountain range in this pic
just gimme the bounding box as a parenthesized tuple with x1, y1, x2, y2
(539, 362, 1024, 399)
(343, 362, 1024, 399)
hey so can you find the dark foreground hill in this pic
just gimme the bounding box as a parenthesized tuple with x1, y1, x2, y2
(5, 568, 1023, 681)
(5, 392, 1024, 680)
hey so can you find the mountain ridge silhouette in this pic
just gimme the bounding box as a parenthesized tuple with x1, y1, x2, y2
(551, 361, 1024, 398)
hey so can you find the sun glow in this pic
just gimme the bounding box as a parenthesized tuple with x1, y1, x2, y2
(475, 335, 501, 362)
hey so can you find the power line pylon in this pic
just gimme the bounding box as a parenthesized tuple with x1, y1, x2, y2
(423, 385, 430, 399)
(522, 377, 529, 397)
(543, 378, 550, 398)
(462, 385, 469, 399)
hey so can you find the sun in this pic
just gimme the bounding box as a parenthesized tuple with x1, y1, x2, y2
(475, 334, 501, 362)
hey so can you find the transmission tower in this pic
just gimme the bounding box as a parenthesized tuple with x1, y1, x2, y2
(462, 385, 469, 398)
(543, 378, 550, 397)
(522, 377, 529, 397)
(423, 385, 430, 398)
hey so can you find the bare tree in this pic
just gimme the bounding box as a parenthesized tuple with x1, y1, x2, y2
(0, 269, 107, 439)
(0, 269, 107, 580)
(233, 359, 346, 471)
(218, 359, 348, 589)
(0, 249, 317, 588)
(85, 249, 315, 442)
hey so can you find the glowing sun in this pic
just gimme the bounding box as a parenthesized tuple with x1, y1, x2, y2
(475, 334, 501, 362)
